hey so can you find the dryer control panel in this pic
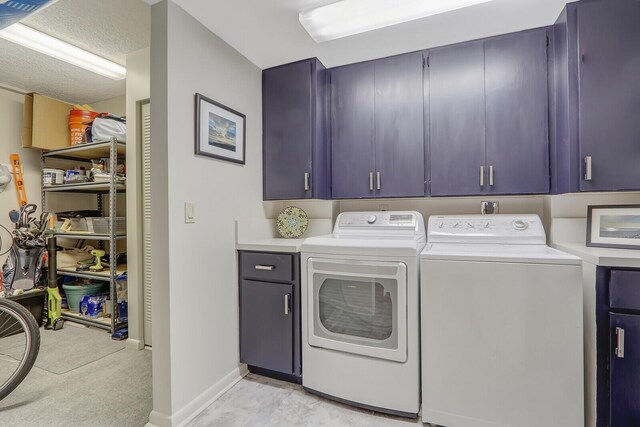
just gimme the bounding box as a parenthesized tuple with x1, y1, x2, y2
(334, 211, 426, 239)
(427, 214, 546, 244)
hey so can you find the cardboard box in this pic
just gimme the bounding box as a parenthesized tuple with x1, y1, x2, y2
(22, 93, 74, 150)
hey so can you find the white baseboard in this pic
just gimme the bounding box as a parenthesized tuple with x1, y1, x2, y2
(146, 366, 247, 427)
(126, 337, 146, 351)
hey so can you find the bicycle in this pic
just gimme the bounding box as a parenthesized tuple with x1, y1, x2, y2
(0, 298, 41, 400)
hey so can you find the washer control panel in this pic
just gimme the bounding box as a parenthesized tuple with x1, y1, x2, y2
(428, 214, 546, 244)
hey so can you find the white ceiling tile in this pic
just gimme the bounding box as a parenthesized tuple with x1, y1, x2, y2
(0, 0, 149, 103)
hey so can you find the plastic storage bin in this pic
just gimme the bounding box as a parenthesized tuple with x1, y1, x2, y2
(62, 282, 105, 312)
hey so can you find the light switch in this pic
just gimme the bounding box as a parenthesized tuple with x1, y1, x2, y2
(185, 202, 196, 223)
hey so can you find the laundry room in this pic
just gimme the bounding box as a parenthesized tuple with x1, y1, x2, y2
(0, 0, 152, 425)
(2, 0, 640, 426)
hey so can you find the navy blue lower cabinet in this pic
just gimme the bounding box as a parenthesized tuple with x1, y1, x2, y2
(240, 280, 293, 374)
(238, 251, 301, 382)
(596, 267, 640, 427)
(610, 313, 640, 427)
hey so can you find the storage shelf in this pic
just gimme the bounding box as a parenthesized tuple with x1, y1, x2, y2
(61, 310, 113, 330)
(43, 137, 128, 335)
(43, 181, 125, 193)
(42, 140, 126, 161)
(57, 265, 126, 281)
(55, 232, 126, 241)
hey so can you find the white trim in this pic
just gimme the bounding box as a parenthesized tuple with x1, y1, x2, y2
(146, 367, 247, 427)
(125, 337, 146, 351)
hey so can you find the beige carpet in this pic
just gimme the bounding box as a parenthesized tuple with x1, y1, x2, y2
(0, 325, 126, 374)
(0, 326, 152, 427)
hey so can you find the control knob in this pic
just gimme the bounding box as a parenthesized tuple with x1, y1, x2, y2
(513, 219, 528, 231)
(367, 215, 377, 224)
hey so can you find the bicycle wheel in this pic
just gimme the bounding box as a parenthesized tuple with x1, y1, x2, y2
(0, 298, 40, 400)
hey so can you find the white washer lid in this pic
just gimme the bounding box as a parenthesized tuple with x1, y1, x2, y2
(421, 243, 581, 265)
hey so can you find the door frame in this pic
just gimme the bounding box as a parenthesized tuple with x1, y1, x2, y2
(126, 98, 151, 350)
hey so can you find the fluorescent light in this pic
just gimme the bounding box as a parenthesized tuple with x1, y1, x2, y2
(300, 0, 494, 43)
(0, 23, 126, 80)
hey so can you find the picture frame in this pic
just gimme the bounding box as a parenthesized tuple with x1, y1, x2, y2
(586, 205, 640, 250)
(195, 93, 246, 164)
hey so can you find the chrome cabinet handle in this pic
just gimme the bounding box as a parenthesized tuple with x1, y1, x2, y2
(584, 156, 592, 181)
(304, 172, 310, 191)
(615, 327, 625, 358)
(489, 165, 494, 186)
(480, 166, 485, 187)
(376, 172, 381, 190)
(255, 265, 275, 271)
(284, 293, 291, 315)
(369, 172, 374, 191)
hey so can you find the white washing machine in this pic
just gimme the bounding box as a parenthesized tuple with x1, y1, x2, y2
(421, 214, 584, 427)
(301, 211, 426, 417)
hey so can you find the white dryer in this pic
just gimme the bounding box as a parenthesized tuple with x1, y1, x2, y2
(421, 214, 584, 427)
(301, 211, 425, 417)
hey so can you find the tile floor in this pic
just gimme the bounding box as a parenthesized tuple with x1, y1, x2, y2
(189, 374, 422, 427)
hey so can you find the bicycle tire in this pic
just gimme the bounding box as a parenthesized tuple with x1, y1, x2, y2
(0, 298, 41, 401)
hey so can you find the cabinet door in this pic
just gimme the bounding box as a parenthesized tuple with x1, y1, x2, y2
(485, 29, 550, 194)
(263, 61, 313, 200)
(374, 52, 425, 197)
(331, 62, 375, 199)
(429, 41, 486, 196)
(610, 313, 640, 427)
(240, 280, 293, 374)
(577, 0, 640, 191)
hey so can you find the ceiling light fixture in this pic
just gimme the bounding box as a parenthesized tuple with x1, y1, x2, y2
(0, 23, 126, 80)
(300, 0, 494, 43)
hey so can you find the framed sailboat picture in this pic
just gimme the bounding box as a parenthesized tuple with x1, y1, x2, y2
(587, 205, 640, 250)
(195, 93, 246, 164)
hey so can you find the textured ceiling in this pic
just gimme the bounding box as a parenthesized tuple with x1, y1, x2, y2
(167, 0, 570, 70)
(0, 0, 150, 104)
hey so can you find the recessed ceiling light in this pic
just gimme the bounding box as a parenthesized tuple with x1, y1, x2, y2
(300, 0, 494, 43)
(0, 23, 126, 80)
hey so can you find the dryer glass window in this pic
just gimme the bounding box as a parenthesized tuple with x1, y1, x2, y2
(312, 273, 399, 350)
(318, 278, 393, 341)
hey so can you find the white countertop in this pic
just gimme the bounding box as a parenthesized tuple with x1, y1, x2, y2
(551, 218, 640, 268)
(236, 238, 307, 253)
(235, 218, 333, 253)
(553, 242, 640, 268)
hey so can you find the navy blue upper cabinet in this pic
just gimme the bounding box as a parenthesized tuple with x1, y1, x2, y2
(429, 41, 486, 196)
(552, 0, 640, 193)
(374, 52, 425, 198)
(429, 30, 550, 196)
(263, 58, 330, 200)
(485, 28, 550, 195)
(331, 62, 376, 199)
(332, 53, 424, 199)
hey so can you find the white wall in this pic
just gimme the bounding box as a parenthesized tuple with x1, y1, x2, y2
(126, 47, 151, 350)
(0, 87, 41, 263)
(149, 1, 263, 425)
(91, 95, 126, 116)
(264, 192, 640, 241)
